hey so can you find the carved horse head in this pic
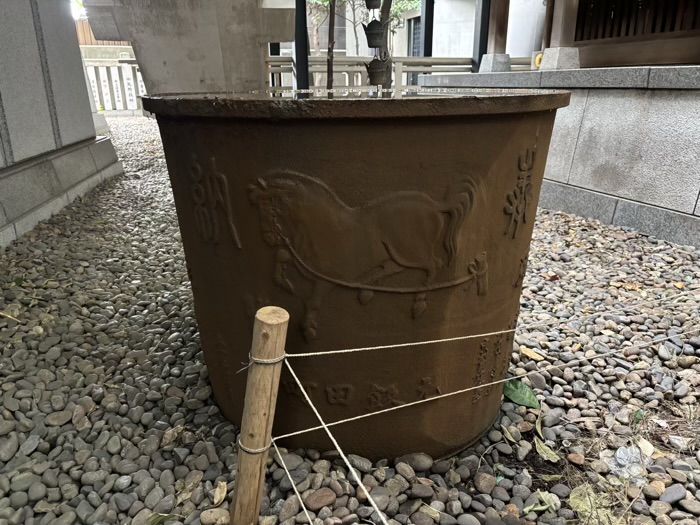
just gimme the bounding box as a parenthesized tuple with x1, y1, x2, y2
(249, 172, 339, 248)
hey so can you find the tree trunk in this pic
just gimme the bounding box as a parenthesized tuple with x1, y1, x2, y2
(312, 20, 321, 56)
(350, 5, 360, 55)
(327, 0, 336, 98)
(379, 0, 393, 97)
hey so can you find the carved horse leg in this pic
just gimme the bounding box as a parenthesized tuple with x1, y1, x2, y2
(412, 293, 428, 319)
(273, 248, 294, 293)
(354, 259, 404, 305)
(302, 280, 332, 342)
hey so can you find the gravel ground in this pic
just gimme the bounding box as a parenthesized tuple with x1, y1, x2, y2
(1, 116, 700, 525)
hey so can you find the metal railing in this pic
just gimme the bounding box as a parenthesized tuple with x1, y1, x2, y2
(267, 55, 532, 96)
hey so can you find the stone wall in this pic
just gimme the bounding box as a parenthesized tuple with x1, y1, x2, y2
(421, 66, 700, 247)
(0, 0, 122, 248)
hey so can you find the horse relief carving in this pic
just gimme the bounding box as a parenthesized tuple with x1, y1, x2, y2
(249, 170, 488, 341)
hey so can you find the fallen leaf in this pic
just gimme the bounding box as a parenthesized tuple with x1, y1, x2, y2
(569, 484, 622, 525)
(213, 481, 227, 507)
(504, 380, 540, 409)
(501, 425, 515, 443)
(176, 489, 193, 506)
(521, 347, 545, 361)
(419, 503, 440, 521)
(145, 514, 182, 525)
(674, 282, 685, 289)
(539, 474, 562, 482)
(160, 425, 184, 447)
(637, 437, 655, 457)
(535, 437, 560, 463)
(621, 282, 641, 291)
(535, 415, 544, 440)
(651, 418, 669, 428)
(537, 490, 561, 511)
(416, 477, 434, 486)
(522, 503, 549, 514)
(176, 471, 204, 505)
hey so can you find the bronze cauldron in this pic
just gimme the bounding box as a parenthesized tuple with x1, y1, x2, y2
(142, 91, 570, 459)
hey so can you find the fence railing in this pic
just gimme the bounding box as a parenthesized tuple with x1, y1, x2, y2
(84, 56, 533, 113)
(84, 63, 146, 113)
(268, 55, 532, 96)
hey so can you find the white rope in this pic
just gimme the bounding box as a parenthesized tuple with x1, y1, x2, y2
(286, 289, 699, 359)
(237, 351, 287, 373)
(251, 353, 287, 364)
(271, 440, 315, 525)
(237, 437, 271, 455)
(273, 326, 700, 441)
(260, 292, 699, 520)
(288, 328, 516, 357)
(283, 359, 391, 525)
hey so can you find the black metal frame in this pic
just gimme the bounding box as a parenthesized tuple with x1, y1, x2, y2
(471, 0, 491, 72)
(294, 0, 310, 95)
(420, 0, 435, 56)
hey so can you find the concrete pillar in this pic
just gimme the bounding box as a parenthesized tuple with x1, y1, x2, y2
(479, 54, 511, 72)
(478, 0, 510, 72)
(487, 0, 509, 55)
(540, 47, 580, 70)
(0, 0, 122, 247)
(0, 0, 96, 164)
(0, 0, 59, 164)
(84, 0, 295, 94)
(541, 0, 580, 70)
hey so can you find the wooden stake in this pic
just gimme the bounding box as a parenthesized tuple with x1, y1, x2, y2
(231, 306, 290, 525)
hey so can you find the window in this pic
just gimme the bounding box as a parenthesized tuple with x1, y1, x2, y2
(407, 17, 422, 85)
(408, 16, 422, 57)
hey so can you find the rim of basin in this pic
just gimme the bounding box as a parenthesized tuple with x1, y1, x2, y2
(141, 88, 571, 119)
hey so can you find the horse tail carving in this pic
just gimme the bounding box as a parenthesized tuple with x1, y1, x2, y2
(441, 178, 476, 266)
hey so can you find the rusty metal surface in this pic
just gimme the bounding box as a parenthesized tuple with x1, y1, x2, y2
(144, 93, 568, 459)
